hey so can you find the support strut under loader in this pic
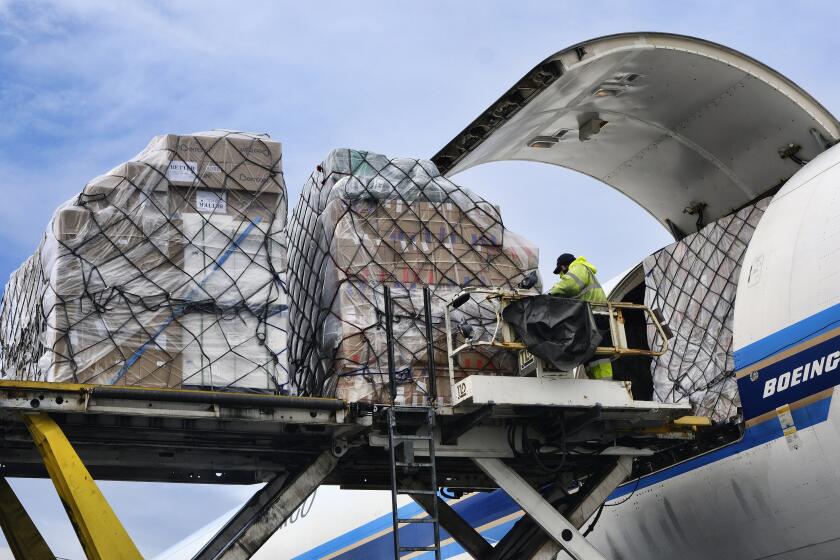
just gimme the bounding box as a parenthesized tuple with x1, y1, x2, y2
(0, 278, 705, 560)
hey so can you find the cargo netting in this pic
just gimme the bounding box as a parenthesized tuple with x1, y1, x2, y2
(644, 198, 770, 422)
(287, 149, 540, 404)
(0, 131, 289, 392)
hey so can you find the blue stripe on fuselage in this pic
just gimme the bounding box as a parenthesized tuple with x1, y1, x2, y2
(296, 393, 831, 560)
(292, 490, 522, 560)
(607, 393, 830, 500)
(300, 311, 839, 558)
(291, 501, 424, 560)
(737, 331, 840, 419)
(735, 300, 840, 370)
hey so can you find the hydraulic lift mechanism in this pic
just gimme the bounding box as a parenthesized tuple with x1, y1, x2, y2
(0, 286, 704, 560)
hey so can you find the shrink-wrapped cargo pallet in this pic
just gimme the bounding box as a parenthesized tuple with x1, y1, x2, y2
(644, 198, 770, 422)
(0, 131, 289, 392)
(287, 149, 540, 404)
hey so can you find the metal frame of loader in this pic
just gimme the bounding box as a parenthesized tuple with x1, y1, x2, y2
(0, 288, 706, 560)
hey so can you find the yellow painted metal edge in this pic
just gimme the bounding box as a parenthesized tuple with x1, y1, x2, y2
(0, 477, 55, 560)
(625, 416, 713, 435)
(0, 380, 91, 392)
(23, 413, 143, 560)
(673, 415, 713, 427)
(0, 380, 341, 404)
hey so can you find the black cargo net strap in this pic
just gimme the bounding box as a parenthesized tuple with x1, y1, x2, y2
(644, 198, 770, 422)
(287, 149, 541, 403)
(0, 131, 290, 394)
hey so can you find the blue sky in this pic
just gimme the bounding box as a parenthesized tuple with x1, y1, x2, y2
(2, 1, 840, 558)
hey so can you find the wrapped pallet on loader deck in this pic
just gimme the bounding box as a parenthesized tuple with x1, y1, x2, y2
(644, 198, 770, 422)
(287, 149, 540, 404)
(0, 131, 290, 392)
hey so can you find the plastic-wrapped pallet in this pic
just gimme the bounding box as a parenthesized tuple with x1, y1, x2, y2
(0, 131, 289, 392)
(287, 149, 540, 403)
(644, 198, 770, 422)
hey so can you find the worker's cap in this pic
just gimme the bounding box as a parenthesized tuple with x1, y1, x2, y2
(553, 253, 576, 274)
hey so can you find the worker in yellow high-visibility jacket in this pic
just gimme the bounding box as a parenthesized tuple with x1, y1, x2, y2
(548, 253, 612, 380)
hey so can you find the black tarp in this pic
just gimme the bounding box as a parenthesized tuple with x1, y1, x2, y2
(502, 296, 601, 371)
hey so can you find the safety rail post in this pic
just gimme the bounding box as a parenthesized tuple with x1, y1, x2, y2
(422, 286, 442, 558)
(384, 285, 397, 404)
(383, 285, 401, 558)
(422, 286, 438, 404)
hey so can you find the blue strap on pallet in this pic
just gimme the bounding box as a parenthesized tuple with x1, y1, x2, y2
(110, 217, 262, 385)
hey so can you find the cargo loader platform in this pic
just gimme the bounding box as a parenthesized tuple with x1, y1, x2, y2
(0, 378, 700, 560)
(0, 286, 705, 560)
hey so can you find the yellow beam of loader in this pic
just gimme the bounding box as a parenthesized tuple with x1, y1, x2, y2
(673, 416, 713, 427)
(0, 477, 55, 560)
(22, 413, 143, 560)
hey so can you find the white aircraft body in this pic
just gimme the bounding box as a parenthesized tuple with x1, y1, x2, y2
(165, 33, 840, 559)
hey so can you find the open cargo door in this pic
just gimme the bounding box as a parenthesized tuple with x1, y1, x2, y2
(433, 32, 840, 237)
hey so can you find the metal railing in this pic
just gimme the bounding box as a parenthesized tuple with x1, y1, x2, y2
(443, 287, 671, 387)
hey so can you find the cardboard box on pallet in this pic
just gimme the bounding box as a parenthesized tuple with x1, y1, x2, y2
(333, 327, 516, 375)
(180, 308, 286, 391)
(331, 367, 491, 406)
(169, 187, 282, 225)
(322, 202, 538, 393)
(329, 228, 518, 290)
(181, 214, 287, 302)
(154, 133, 287, 391)
(346, 198, 502, 251)
(328, 281, 452, 369)
(332, 329, 450, 374)
(44, 301, 183, 387)
(392, 242, 536, 289)
(179, 210, 288, 390)
(142, 133, 284, 194)
(330, 236, 398, 282)
(286, 148, 540, 402)
(51, 209, 186, 298)
(1, 131, 290, 391)
(50, 163, 285, 386)
(377, 198, 502, 246)
(45, 180, 187, 386)
(328, 278, 518, 378)
(329, 246, 475, 289)
(82, 161, 170, 198)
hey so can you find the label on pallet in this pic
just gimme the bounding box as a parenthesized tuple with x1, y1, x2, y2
(453, 378, 472, 405)
(167, 160, 198, 182)
(196, 190, 228, 213)
(518, 349, 536, 376)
